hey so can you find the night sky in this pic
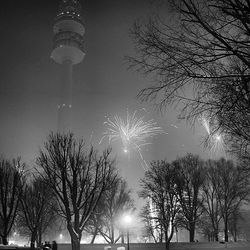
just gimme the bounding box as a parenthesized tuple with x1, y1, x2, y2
(0, 0, 212, 197)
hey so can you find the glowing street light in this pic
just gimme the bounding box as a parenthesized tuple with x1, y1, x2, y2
(59, 234, 63, 241)
(122, 214, 132, 250)
(123, 214, 132, 225)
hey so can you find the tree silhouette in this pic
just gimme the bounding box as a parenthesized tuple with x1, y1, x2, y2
(0, 157, 25, 245)
(97, 178, 133, 244)
(201, 160, 222, 241)
(139, 160, 180, 250)
(140, 201, 164, 243)
(213, 158, 250, 242)
(37, 133, 116, 250)
(199, 158, 250, 242)
(18, 176, 58, 249)
(129, 0, 250, 159)
(173, 154, 205, 242)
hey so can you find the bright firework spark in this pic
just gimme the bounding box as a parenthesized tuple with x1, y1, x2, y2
(209, 132, 226, 156)
(200, 114, 226, 157)
(100, 110, 166, 169)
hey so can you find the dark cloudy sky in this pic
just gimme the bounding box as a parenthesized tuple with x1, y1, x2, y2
(0, 0, 213, 195)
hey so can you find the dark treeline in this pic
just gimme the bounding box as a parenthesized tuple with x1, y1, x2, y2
(1, 135, 250, 250)
(139, 154, 250, 250)
(128, 1, 250, 248)
(0, 133, 133, 250)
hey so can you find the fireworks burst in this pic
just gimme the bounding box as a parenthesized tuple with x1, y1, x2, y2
(200, 114, 226, 157)
(209, 132, 226, 156)
(100, 110, 165, 169)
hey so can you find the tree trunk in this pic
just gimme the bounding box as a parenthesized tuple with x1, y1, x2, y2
(214, 228, 219, 242)
(121, 231, 124, 244)
(71, 237, 80, 250)
(111, 223, 114, 244)
(164, 230, 170, 250)
(189, 222, 195, 242)
(159, 225, 163, 243)
(37, 228, 42, 247)
(233, 221, 237, 242)
(2, 236, 8, 245)
(30, 231, 37, 250)
(224, 219, 228, 242)
(67, 224, 81, 250)
(175, 227, 178, 243)
(30, 241, 35, 250)
(165, 241, 170, 250)
(233, 232, 237, 242)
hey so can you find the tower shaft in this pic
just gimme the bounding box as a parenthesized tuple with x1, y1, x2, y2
(58, 59, 73, 132)
(51, 0, 85, 133)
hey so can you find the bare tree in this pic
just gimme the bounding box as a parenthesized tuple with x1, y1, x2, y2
(173, 153, 205, 242)
(129, 0, 250, 158)
(139, 160, 180, 250)
(98, 178, 133, 244)
(228, 207, 243, 242)
(0, 157, 25, 245)
(197, 213, 214, 242)
(36, 133, 116, 250)
(84, 198, 104, 244)
(17, 176, 58, 249)
(140, 201, 164, 243)
(85, 176, 133, 244)
(213, 158, 250, 242)
(84, 175, 133, 244)
(201, 160, 222, 241)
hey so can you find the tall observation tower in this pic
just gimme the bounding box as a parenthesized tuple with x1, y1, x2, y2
(51, 0, 85, 132)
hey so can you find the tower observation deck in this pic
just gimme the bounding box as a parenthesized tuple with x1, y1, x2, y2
(51, 0, 85, 132)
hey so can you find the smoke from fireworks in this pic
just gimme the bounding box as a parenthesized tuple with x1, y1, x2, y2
(100, 110, 165, 169)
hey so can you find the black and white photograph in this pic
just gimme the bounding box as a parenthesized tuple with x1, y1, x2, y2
(1, 1, 250, 250)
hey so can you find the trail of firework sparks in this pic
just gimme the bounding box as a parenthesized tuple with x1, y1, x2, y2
(201, 114, 210, 135)
(100, 110, 165, 169)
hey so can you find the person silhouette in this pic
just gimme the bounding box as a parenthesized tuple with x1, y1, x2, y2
(52, 241, 57, 250)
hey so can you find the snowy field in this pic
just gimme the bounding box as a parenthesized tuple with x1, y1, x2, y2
(56, 242, 250, 250)
(1, 242, 250, 250)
